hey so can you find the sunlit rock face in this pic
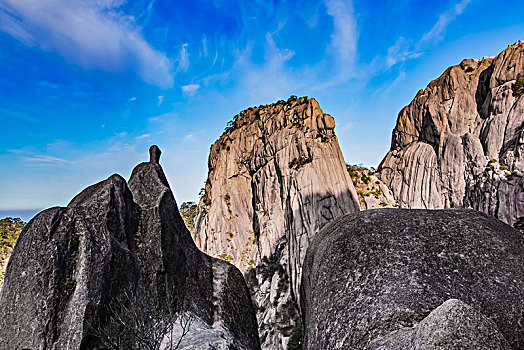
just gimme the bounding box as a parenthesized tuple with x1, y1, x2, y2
(0, 146, 260, 350)
(377, 41, 524, 225)
(301, 208, 524, 350)
(193, 96, 360, 349)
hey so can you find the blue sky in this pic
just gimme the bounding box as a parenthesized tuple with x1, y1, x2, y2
(0, 0, 523, 220)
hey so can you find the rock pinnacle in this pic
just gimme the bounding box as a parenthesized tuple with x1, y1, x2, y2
(149, 145, 161, 164)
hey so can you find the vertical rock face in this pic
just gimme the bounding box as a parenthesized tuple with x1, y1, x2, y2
(301, 209, 524, 349)
(0, 146, 260, 350)
(377, 41, 524, 225)
(193, 96, 360, 349)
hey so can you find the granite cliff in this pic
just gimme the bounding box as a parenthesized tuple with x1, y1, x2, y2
(0, 146, 260, 350)
(193, 96, 360, 349)
(377, 41, 524, 225)
(301, 209, 524, 349)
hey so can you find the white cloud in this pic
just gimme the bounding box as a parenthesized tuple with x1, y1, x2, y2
(158, 95, 164, 106)
(117, 131, 128, 137)
(420, 0, 473, 44)
(177, 43, 190, 72)
(135, 133, 151, 139)
(183, 134, 194, 141)
(181, 84, 200, 95)
(202, 36, 208, 57)
(385, 38, 423, 68)
(324, 0, 358, 70)
(128, 97, 137, 102)
(0, 0, 174, 88)
(22, 155, 68, 164)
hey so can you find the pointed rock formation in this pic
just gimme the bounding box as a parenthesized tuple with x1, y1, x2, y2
(0, 146, 260, 350)
(193, 96, 360, 349)
(377, 41, 524, 225)
(301, 209, 524, 349)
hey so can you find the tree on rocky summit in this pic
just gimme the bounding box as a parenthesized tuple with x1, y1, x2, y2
(180, 202, 198, 232)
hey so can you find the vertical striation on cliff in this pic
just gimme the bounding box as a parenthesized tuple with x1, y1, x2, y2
(193, 96, 360, 349)
(377, 41, 524, 225)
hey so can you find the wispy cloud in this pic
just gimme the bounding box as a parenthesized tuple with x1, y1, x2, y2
(0, 0, 174, 88)
(177, 43, 190, 72)
(385, 38, 423, 68)
(135, 133, 151, 140)
(22, 155, 68, 164)
(128, 97, 137, 102)
(420, 0, 473, 45)
(374, 0, 473, 73)
(158, 95, 164, 106)
(324, 0, 358, 69)
(181, 84, 200, 95)
(183, 134, 194, 141)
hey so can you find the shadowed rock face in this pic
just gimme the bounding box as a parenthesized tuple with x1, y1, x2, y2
(0, 146, 260, 350)
(301, 209, 524, 350)
(370, 299, 511, 350)
(377, 41, 524, 225)
(193, 97, 360, 349)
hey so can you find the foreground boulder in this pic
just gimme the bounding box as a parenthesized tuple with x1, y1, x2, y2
(301, 209, 524, 349)
(0, 146, 260, 350)
(370, 299, 511, 350)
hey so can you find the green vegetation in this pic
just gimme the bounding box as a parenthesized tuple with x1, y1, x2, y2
(202, 196, 212, 206)
(180, 202, 198, 231)
(218, 253, 233, 262)
(372, 188, 382, 199)
(289, 156, 312, 170)
(489, 158, 497, 164)
(0, 217, 24, 288)
(316, 131, 330, 142)
(361, 172, 371, 185)
(0, 217, 23, 257)
(512, 77, 524, 97)
(227, 232, 234, 239)
(261, 209, 270, 217)
(500, 165, 509, 171)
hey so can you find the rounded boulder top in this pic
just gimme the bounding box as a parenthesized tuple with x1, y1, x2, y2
(149, 145, 161, 164)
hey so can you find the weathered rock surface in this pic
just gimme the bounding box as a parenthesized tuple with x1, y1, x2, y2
(377, 41, 524, 225)
(370, 299, 511, 350)
(301, 208, 524, 349)
(0, 146, 260, 350)
(193, 96, 360, 349)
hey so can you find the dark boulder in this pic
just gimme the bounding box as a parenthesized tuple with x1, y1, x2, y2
(0, 174, 140, 350)
(0, 146, 260, 350)
(301, 208, 524, 349)
(369, 299, 511, 350)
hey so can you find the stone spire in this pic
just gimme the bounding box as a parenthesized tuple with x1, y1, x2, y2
(149, 145, 161, 164)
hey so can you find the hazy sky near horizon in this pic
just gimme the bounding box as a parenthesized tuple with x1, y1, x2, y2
(0, 0, 523, 217)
